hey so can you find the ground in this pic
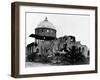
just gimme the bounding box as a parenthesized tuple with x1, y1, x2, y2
(25, 62, 54, 67)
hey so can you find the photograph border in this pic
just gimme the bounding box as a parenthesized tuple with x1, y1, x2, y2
(11, 2, 98, 78)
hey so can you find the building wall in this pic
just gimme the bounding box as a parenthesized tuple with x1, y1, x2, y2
(35, 28, 56, 37)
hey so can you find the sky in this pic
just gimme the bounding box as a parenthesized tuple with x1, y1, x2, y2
(25, 12, 90, 49)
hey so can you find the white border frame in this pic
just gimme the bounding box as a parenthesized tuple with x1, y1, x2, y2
(19, 5, 96, 75)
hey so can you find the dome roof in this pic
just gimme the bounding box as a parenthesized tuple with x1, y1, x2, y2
(37, 17, 55, 29)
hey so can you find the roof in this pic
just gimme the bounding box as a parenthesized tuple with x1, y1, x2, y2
(36, 17, 56, 29)
(29, 34, 56, 40)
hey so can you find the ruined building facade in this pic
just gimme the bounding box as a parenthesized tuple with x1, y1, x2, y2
(26, 17, 89, 65)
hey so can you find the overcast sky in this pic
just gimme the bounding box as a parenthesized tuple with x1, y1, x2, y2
(26, 12, 90, 49)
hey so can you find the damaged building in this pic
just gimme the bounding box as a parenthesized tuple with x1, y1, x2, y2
(26, 17, 89, 65)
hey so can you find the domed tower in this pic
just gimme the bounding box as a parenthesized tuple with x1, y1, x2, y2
(33, 17, 57, 55)
(35, 17, 56, 40)
(29, 17, 57, 55)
